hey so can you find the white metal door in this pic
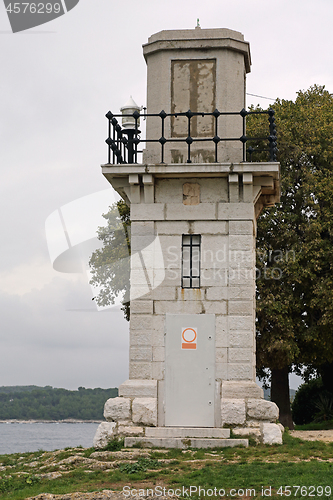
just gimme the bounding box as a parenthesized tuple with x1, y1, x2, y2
(165, 314, 215, 426)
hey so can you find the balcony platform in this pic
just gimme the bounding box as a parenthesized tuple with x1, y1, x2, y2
(102, 161, 280, 179)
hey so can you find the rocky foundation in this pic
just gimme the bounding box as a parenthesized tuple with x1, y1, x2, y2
(93, 379, 282, 448)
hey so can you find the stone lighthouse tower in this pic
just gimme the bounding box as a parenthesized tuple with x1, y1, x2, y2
(95, 27, 282, 448)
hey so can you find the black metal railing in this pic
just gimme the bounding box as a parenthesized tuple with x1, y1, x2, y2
(105, 108, 277, 164)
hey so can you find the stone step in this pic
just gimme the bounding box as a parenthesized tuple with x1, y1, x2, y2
(124, 437, 248, 449)
(145, 427, 230, 438)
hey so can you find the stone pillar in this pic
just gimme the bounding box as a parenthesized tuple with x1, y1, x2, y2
(95, 27, 283, 447)
(142, 27, 251, 165)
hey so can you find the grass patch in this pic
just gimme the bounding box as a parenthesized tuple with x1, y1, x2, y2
(1, 433, 333, 499)
(82, 447, 97, 458)
(294, 420, 333, 430)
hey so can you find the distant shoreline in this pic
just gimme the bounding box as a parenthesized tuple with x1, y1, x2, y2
(0, 419, 103, 424)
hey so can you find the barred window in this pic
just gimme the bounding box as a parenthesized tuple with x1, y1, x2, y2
(181, 234, 201, 288)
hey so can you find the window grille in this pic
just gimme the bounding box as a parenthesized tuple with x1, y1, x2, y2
(181, 234, 201, 288)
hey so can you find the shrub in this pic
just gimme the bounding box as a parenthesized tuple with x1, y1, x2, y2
(103, 437, 124, 451)
(291, 377, 333, 425)
(313, 393, 333, 422)
(119, 458, 159, 474)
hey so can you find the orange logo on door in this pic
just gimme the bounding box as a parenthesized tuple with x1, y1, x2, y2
(182, 327, 197, 350)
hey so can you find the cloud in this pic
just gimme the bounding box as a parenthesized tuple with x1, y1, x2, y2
(0, 275, 129, 388)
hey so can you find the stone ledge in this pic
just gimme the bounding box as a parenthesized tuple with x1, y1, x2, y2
(93, 422, 117, 449)
(247, 399, 279, 422)
(117, 425, 145, 437)
(221, 398, 246, 425)
(232, 427, 261, 442)
(145, 427, 230, 438)
(166, 203, 216, 221)
(132, 398, 157, 426)
(124, 436, 248, 449)
(261, 423, 283, 445)
(222, 380, 263, 399)
(104, 398, 131, 422)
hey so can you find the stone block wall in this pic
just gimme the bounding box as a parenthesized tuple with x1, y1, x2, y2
(142, 28, 251, 165)
(129, 176, 257, 386)
(97, 165, 280, 443)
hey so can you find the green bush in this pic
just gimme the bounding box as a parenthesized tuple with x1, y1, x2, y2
(291, 378, 333, 425)
(119, 458, 159, 474)
(102, 437, 124, 451)
(313, 393, 333, 422)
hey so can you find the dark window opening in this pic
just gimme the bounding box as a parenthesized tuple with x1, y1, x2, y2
(181, 234, 201, 288)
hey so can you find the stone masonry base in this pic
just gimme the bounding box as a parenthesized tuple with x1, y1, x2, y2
(93, 379, 283, 448)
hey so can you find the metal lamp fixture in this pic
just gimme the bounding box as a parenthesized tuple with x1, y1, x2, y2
(119, 96, 141, 163)
(120, 96, 141, 130)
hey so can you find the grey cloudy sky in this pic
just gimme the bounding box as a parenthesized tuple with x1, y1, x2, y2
(1, 0, 332, 390)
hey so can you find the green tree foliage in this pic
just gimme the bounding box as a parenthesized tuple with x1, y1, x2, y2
(247, 85, 333, 427)
(89, 200, 130, 320)
(0, 386, 51, 393)
(291, 378, 333, 425)
(0, 386, 118, 420)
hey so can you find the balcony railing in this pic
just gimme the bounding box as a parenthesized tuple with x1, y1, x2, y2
(105, 108, 277, 165)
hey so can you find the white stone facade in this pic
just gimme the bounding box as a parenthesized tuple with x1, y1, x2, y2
(94, 27, 281, 447)
(142, 28, 251, 165)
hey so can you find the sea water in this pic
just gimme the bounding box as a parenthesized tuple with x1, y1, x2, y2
(0, 422, 101, 455)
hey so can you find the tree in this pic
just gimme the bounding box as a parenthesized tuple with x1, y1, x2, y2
(0, 387, 119, 420)
(248, 85, 333, 428)
(89, 200, 131, 320)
